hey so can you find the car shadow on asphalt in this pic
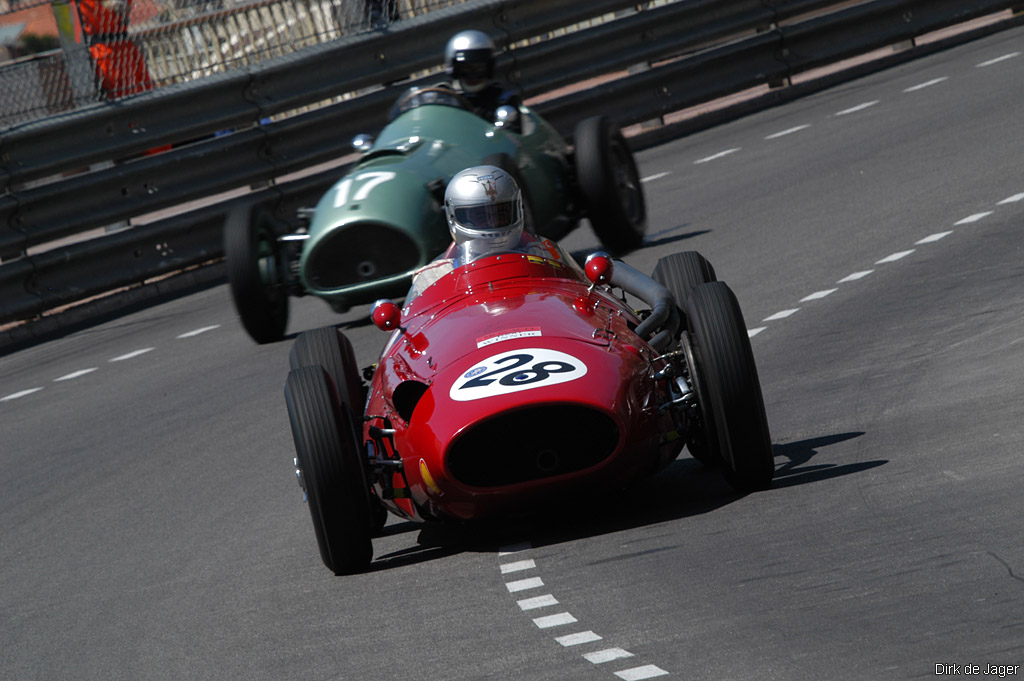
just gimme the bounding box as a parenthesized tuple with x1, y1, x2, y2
(366, 430, 885, 569)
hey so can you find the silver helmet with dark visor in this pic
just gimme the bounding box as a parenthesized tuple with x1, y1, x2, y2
(444, 165, 524, 264)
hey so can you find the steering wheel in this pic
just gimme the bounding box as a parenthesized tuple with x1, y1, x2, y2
(395, 85, 473, 112)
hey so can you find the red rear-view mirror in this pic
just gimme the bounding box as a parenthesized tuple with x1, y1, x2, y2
(372, 299, 402, 331)
(584, 252, 613, 286)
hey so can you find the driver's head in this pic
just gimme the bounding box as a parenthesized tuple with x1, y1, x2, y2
(444, 30, 495, 94)
(445, 166, 524, 262)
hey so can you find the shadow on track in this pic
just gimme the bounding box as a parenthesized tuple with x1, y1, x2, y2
(771, 431, 886, 489)
(360, 430, 883, 570)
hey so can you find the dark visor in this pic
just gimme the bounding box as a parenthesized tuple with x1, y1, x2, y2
(453, 201, 519, 229)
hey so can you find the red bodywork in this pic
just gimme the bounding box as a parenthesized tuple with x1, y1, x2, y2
(364, 252, 683, 522)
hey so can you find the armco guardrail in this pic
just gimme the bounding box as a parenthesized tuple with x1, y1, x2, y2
(1, 0, 1021, 327)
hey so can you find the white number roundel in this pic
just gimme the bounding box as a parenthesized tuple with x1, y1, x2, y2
(449, 348, 588, 402)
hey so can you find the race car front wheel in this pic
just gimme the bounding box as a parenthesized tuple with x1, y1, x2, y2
(225, 206, 290, 344)
(574, 116, 646, 255)
(686, 282, 774, 492)
(285, 365, 373, 574)
(290, 327, 388, 535)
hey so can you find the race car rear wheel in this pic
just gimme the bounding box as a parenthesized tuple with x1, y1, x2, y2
(574, 116, 646, 255)
(225, 207, 290, 344)
(654, 252, 718, 466)
(285, 366, 373, 574)
(652, 251, 717, 313)
(686, 282, 773, 492)
(289, 326, 364, 413)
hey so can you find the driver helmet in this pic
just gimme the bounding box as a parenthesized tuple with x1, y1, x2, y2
(444, 165, 524, 263)
(444, 30, 496, 94)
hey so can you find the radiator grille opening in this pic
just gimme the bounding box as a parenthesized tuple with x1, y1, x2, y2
(446, 405, 619, 487)
(308, 222, 420, 289)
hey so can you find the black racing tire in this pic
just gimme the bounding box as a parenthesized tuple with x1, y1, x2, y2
(685, 282, 773, 493)
(225, 207, 289, 344)
(285, 366, 373, 574)
(482, 153, 537, 234)
(574, 116, 646, 255)
(290, 327, 387, 535)
(652, 251, 717, 312)
(289, 326, 364, 414)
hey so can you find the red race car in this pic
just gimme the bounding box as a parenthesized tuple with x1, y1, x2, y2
(284, 242, 773, 575)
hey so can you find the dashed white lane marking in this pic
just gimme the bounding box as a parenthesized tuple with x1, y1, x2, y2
(616, 665, 670, 680)
(838, 270, 874, 283)
(694, 148, 740, 164)
(765, 125, 810, 140)
(177, 325, 220, 338)
(506, 577, 544, 593)
(904, 77, 947, 92)
(500, 559, 536, 574)
(518, 594, 559, 610)
(875, 250, 915, 264)
(1, 388, 43, 402)
(641, 172, 671, 183)
(998, 193, 1024, 204)
(916, 231, 953, 245)
(748, 327, 766, 338)
(53, 368, 98, 382)
(835, 100, 879, 116)
(955, 211, 993, 225)
(763, 309, 799, 321)
(109, 348, 154, 362)
(585, 648, 635, 664)
(533, 612, 578, 629)
(556, 631, 603, 647)
(800, 289, 837, 302)
(977, 52, 1020, 67)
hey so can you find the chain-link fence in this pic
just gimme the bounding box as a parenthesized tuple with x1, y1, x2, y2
(0, 0, 471, 128)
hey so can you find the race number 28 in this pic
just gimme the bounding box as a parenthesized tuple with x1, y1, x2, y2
(450, 348, 588, 402)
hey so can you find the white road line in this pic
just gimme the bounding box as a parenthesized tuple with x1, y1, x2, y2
(876, 250, 915, 264)
(955, 212, 993, 225)
(838, 270, 873, 283)
(836, 100, 879, 116)
(763, 309, 799, 321)
(800, 289, 837, 302)
(499, 559, 536, 574)
(997, 193, 1024, 204)
(903, 77, 947, 92)
(109, 348, 154, 362)
(615, 665, 670, 680)
(53, 368, 98, 382)
(533, 612, 577, 629)
(916, 231, 953, 244)
(506, 577, 544, 593)
(977, 52, 1020, 67)
(694, 148, 740, 164)
(1, 388, 43, 402)
(517, 594, 559, 611)
(177, 325, 220, 338)
(498, 542, 532, 555)
(641, 172, 671, 183)
(748, 327, 766, 338)
(584, 648, 634, 664)
(765, 124, 810, 140)
(556, 631, 603, 647)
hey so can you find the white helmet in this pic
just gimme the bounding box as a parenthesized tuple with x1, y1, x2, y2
(444, 166, 524, 263)
(444, 30, 495, 93)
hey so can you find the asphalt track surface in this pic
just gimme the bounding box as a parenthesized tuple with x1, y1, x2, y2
(3, 26, 1023, 681)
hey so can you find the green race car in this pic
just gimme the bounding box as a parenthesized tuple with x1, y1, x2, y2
(225, 85, 647, 343)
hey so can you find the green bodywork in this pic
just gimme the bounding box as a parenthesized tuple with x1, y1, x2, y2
(298, 102, 577, 310)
